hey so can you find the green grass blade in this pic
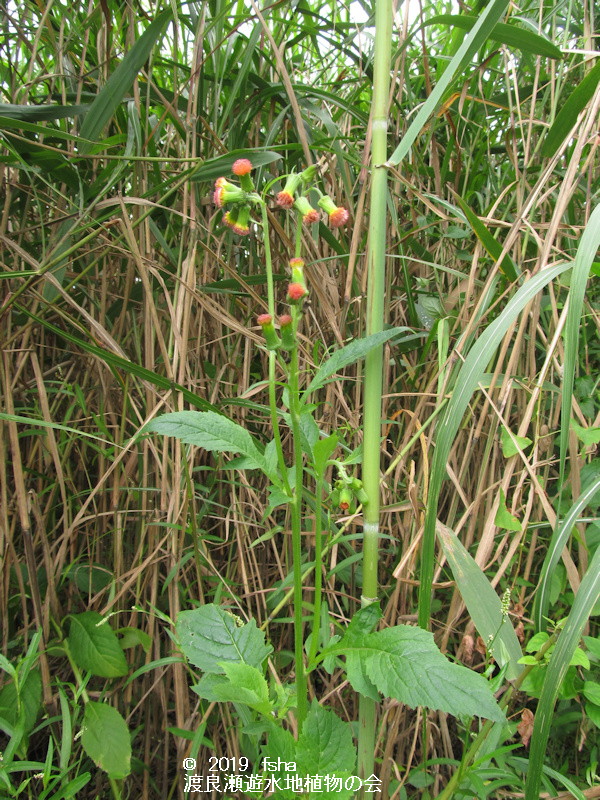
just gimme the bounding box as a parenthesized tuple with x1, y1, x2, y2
(453, 193, 519, 280)
(542, 60, 600, 157)
(533, 475, 600, 631)
(525, 543, 600, 800)
(16, 306, 216, 412)
(387, 0, 508, 167)
(79, 10, 172, 154)
(418, 260, 571, 629)
(436, 521, 523, 680)
(558, 204, 600, 492)
(424, 16, 562, 59)
(0, 104, 90, 121)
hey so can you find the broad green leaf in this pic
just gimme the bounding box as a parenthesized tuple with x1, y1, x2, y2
(569, 648, 590, 669)
(312, 435, 339, 477)
(79, 11, 172, 153)
(68, 612, 128, 678)
(388, 0, 509, 166)
(176, 604, 272, 674)
(584, 636, 600, 659)
(81, 701, 131, 779)
(296, 701, 356, 775)
(500, 426, 532, 458)
(328, 625, 505, 722)
(117, 627, 152, 653)
(145, 411, 268, 474)
(436, 521, 522, 679)
(533, 476, 600, 630)
(494, 488, 522, 532)
(586, 702, 600, 728)
(453, 193, 518, 280)
(332, 606, 382, 701)
(525, 544, 600, 800)
(542, 60, 600, 157)
(583, 681, 600, 706)
(571, 420, 600, 447)
(419, 260, 571, 628)
(425, 16, 562, 59)
(303, 328, 412, 398)
(0, 669, 42, 735)
(192, 663, 273, 715)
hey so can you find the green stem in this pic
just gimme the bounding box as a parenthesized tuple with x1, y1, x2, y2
(308, 473, 325, 666)
(358, 0, 393, 792)
(261, 203, 290, 493)
(288, 303, 308, 732)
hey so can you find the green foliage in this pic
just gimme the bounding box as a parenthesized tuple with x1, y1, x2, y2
(68, 612, 128, 678)
(81, 702, 131, 780)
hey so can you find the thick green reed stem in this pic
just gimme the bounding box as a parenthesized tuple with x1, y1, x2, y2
(358, 0, 393, 793)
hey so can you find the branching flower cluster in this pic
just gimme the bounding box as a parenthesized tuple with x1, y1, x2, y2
(212, 158, 349, 352)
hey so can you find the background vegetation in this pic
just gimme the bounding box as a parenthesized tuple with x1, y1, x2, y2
(0, 0, 599, 797)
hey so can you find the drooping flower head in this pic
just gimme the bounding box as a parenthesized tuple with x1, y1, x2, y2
(213, 177, 245, 208)
(318, 195, 349, 228)
(230, 204, 251, 235)
(294, 195, 320, 225)
(276, 173, 303, 208)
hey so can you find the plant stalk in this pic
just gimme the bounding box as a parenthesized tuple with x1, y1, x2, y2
(358, 0, 393, 792)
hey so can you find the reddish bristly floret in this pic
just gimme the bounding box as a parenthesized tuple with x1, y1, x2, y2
(287, 282, 307, 301)
(329, 207, 349, 228)
(232, 158, 253, 176)
(303, 209, 320, 224)
(276, 191, 295, 208)
(279, 314, 293, 326)
(289, 258, 305, 269)
(257, 314, 272, 326)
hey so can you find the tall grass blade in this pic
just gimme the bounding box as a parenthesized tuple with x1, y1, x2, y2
(525, 543, 600, 800)
(387, 0, 508, 167)
(533, 476, 600, 631)
(542, 61, 600, 157)
(418, 261, 571, 629)
(436, 521, 523, 680)
(558, 205, 600, 492)
(79, 10, 172, 154)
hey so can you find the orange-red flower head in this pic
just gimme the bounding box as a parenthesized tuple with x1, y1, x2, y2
(287, 282, 308, 302)
(276, 190, 295, 208)
(318, 195, 349, 228)
(232, 158, 253, 176)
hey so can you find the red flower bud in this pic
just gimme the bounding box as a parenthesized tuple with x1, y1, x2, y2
(287, 282, 308, 302)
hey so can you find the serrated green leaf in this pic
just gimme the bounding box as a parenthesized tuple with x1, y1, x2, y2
(436, 521, 522, 679)
(333, 625, 505, 722)
(501, 427, 532, 458)
(81, 702, 131, 779)
(176, 604, 272, 674)
(525, 631, 550, 653)
(584, 636, 600, 659)
(68, 612, 128, 678)
(494, 488, 522, 532)
(571, 420, 600, 446)
(145, 411, 269, 475)
(303, 328, 412, 397)
(79, 11, 171, 153)
(296, 701, 356, 775)
(193, 663, 273, 715)
(117, 627, 152, 653)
